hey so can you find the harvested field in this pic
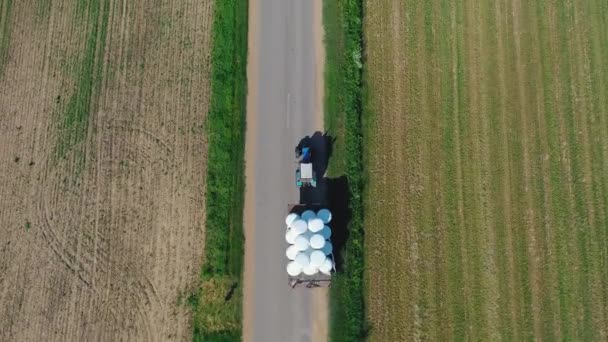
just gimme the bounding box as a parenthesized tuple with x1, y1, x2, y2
(0, 0, 213, 340)
(364, 0, 608, 340)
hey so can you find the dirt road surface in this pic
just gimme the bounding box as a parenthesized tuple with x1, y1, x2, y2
(243, 0, 327, 340)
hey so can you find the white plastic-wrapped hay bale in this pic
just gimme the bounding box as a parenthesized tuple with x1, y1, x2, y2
(287, 261, 303, 276)
(285, 213, 299, 228)
(308, 218, 324, 233)
(319, 258, 333, 275)
(309, 234, 326, 249)
(295, 252, 310, 267)
(322, 241, 333, 255)
(291, 219, 308, 235)
(302, 264, 318, 276)
(309, 250, 326, 267)
(300, 229, 313, 240)
(320, 225, 331, 239)
(301, 210, 316, 222)
(285, 229, 298, 244)
(286, 244, 299, 260)
(294, 236, 310, 251)
(316, 209, 332, 224)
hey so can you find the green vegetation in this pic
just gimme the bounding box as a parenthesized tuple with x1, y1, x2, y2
(25, 220, 31, 231)
(55, 0, 110, 160)
(191, 0, 248, 340)
(0, 0, 13, 76)
(362, 0, 608, 340)
(190, 278, 242, 341)
(323, 0, 366, 340)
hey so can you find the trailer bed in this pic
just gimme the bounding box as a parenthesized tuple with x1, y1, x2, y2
(286, 204, 335, 288)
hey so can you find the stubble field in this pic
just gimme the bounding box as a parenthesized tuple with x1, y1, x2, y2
(364, 0, 608, 340)
(0, 0, 212, 340)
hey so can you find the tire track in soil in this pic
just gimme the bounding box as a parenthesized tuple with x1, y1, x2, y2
(528, 2, 564, 338)
(568, 3, 604, 336)
(544, 2, 582, 337)
(462, 1, 489, 338)
(449, 2, 470, 338)
(475, 1, 500, 338)
(34, 121, 174, 339)
(493, 0, 519, 337)
(431, 2, 459, 338)
(582, 2, 608, 338)
(512, 1, 554, 339)
(404, 1, 422, 340)
(96, 120, 174, 339)
(589, 1, 608, 336)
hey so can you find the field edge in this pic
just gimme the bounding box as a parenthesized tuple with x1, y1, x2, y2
(323, 0, 368, 340)
(191, 0, 249, 340)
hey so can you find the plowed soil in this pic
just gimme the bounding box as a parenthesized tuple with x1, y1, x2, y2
(0, 0, 212, 340)
(364, 0, 608, 340)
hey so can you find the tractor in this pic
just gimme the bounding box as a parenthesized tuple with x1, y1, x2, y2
(295, 144, 316, 188)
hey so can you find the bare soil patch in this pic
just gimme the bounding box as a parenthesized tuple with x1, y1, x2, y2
(0, 0, 213, 340)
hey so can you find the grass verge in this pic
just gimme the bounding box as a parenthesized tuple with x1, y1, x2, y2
(190, 0, 248, 340)
(323, 0, 367, 340)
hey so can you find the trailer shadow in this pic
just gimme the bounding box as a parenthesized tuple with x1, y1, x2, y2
(297, 131, 335, 205)
(325, 176, 350, 272)
(300, 175, 350, 272)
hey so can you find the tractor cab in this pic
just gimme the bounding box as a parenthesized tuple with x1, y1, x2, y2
(295, 146, 316, 188)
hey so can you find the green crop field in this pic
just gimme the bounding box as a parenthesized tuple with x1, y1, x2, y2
(363, 0, 608, 340)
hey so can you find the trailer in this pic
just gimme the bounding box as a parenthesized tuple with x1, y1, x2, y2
(285, 204, 335, 288)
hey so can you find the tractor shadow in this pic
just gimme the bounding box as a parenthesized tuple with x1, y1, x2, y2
(296, 132, 350, 272)
(295, 131, 334, 181)
(297, 131, 335, 206)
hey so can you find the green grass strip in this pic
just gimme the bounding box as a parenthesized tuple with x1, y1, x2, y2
(55, 0, 110, 161)
(191, 0, 248, 340)
(324, 0, 366, 340)
(323, 0, 345, 174)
